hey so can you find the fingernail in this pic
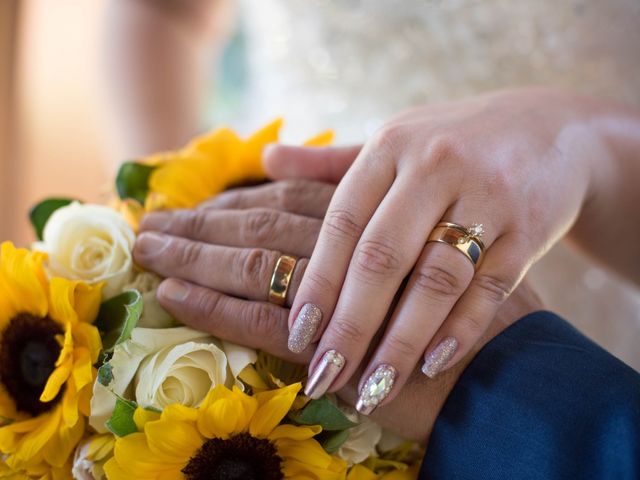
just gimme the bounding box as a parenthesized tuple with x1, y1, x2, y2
(422, 337, 458, 378)
(288, 303, 322, 353)
(356, 364, 397, 415)
(304, 350, 345, 399)
(136, 232, 169, 256)
(159, 280, 190, 302)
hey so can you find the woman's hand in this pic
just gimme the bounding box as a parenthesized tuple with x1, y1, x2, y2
(268, 88, 610, 414)
(133, 180, 544, 440)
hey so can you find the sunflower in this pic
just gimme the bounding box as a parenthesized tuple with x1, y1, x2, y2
(103, 383, 348, 480)
(143, 120, 334, 212)
(144, 119, 284, 211)
(0, 242, 102, 476)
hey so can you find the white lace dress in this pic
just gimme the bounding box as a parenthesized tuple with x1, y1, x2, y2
(230, 0, 640, 369)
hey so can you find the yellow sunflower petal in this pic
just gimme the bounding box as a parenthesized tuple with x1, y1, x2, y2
(161, 403, 199, 424)
(236, 118, 283, 179)
(70, 347, 94, 393)
(73, 322, 102, 364)
(197, 386, 257, 438)
(69, 281, 102, 326)
(304, 130, 335, 146)
(346, 464, 379, 480)
(112, 432, 177, 476)
(134, 408, 161, 431)
(250, 383, 301, 438)
(145, 419, 202, 463)
(10, 408, 60, 464)
(0, 243, 48, 318)
(269, 424, 322, 441)
(42, 415, 84, 467)
(40, 350, 73, 403)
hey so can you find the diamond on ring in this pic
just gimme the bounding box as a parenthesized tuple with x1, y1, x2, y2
(468, 223, 484, 238)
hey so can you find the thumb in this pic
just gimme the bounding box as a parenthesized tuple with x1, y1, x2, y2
(263, 144, 362, 183)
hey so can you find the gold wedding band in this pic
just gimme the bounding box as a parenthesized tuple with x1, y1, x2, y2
(427, 222, 486, 270)
(268, 255, 298, 306)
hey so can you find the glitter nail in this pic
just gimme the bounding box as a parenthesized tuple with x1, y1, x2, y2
(288, 303, 322, 353)
(422, 337, 458, 378)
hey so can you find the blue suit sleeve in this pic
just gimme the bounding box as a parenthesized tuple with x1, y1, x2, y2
(420, 311, 640, 480)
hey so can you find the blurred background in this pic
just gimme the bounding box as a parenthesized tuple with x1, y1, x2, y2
(1, 0, 113, 246)
(1, 0, 638, 369)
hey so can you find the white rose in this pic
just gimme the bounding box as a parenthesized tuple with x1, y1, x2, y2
(337, 406, 383, 465)
(90, 326, 257, 433)
(36, 202, 135, 299)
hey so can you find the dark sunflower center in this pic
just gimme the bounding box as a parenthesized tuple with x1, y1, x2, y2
(0, 313, 64, 415)
(182, 433, 283, 480)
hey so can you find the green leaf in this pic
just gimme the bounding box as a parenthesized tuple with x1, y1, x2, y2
(97, 363, 114, 387)
(106, 397, 138, 437)
(95, 290, 143, 352)
(116, 162, 156, 204)
(289, 396, 358, 431)
(29, 198, 75, 240)
(320, 429, 351, 453)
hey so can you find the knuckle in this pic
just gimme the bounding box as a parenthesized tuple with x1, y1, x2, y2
(423, 134, 460, 172)
(371, 123, 406, 153)
(248, 303, 281, 338)
(474, 273, 513, 304)
(413, 264, 465, 300)
(183, 210, 208, 238)
(239, 249, 272, 291)
(245, 208, 278, 244)
(302, 269, 334, 294)
(176, 240, 202, 266)
(330, 317, 365, 344)
(324, 209, 363, 242)
(354, 239, 403, 279)
(459, 313, 487, 335)
(384, 333, 421, 357)
(196, 291, 222, 321)
(277, 180, 306, 211)
(486, 168, 518, 199)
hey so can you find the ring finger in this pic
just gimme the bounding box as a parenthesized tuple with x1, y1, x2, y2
(353, 209, 501, 413)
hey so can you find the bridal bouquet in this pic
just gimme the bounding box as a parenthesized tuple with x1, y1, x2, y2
(0, 120, 422, 479)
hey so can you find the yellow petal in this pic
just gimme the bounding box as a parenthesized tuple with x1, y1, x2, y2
(40, 353, 72, 403)
(48, 278, 79, 326)
(0, 242, 48, 318)
(42, 416, 84, 467)
(72, 322, 102, 364)
(70, 347, 94, 393)
(304, 130, 335, 146)
(346, 464, 379, 480)
(11, 408, 60, 463)
(134, 408, 161, 431)
(269, 424, 321, 441)
(250, 384, 300, 437)
(112, 432, 176, 475)
(69, 281, 102, 326)
(145, 419, 202, 462)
